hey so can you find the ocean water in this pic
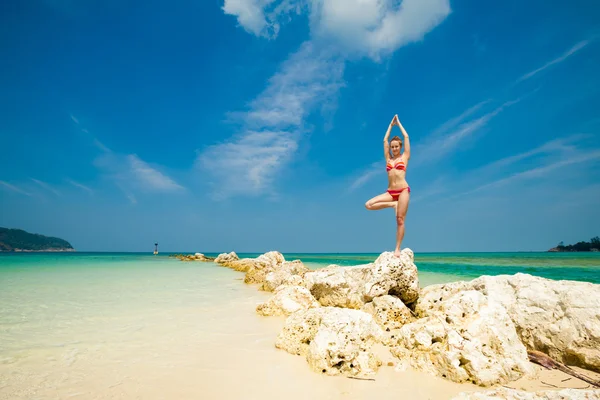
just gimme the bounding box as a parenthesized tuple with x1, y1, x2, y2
(0, 251, 599, 399)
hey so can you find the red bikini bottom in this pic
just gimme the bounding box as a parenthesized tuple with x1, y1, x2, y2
(387, 186, 410, 200)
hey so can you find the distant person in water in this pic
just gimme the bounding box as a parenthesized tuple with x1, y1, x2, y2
(365, 114, 411, 257)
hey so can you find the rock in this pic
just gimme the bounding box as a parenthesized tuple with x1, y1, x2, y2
(361, 295, 413, 332)
(225, 258, 257, 273)
(215, 251, 239, 264)
(451, 388, 600, 400)
(262, 260, 309, 292)
(391, 290, 534, 386)
(256, 285, 320, 317)
(275, 307, 384, 377)
(373, 250, 420, 305)
(303, 249, 419, 309)
(244, 251, 286, 285)
(415, 273, 600, 372)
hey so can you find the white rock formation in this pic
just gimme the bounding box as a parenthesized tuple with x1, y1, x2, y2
(452, 388, 600, 400)
(303, 249, 419, 309)
(256, 285, 320, 317)
(416, 273, 600, 372)
(391, 290, 534, 386)
(361, 295, 413, 331)
(215, 251, 239, 264)
(244, 251, 286, 285)
(275, 307, 384, 377)
(262, 260, 309, 292)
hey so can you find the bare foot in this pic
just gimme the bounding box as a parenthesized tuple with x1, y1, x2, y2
(393, 249, 401, 257)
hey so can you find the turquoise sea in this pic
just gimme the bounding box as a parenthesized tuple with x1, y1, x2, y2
(0, 251, 599, 399)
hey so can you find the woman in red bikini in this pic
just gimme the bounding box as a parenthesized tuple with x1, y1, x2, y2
(365, 114, 411, 257)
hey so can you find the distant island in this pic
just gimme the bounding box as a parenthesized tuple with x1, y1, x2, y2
(0, 227, 74, 252)
(548, 236, 599, 252)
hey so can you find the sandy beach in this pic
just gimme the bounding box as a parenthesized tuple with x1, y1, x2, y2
(1, 253, 599, 400)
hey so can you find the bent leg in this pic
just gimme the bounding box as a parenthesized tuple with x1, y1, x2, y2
(365, 192, 396, 210)
(394, 189, 410, 256)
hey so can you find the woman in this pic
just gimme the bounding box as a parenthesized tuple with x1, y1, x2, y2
(365, 114, 411, 257)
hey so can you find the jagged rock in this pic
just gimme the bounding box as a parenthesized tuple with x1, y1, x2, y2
(361, 295, 413, 332)
(303, 249, 419, 309)
(244, 251, 286, 285)
(275, 307, 384, 377)
(256, 285, 320, 317)
(451, 388, 600, 399)
(415, 273, 600, 372)
(225, 258, 257, 273)
(215, 251, 239, 264)
(262, 260, 309, 292)
(391, 290, 534, 386)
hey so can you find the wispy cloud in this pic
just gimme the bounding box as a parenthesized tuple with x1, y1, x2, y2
(66, 178, 94, 194)
(348, 161, 380, 192)
(420, 98, 522, 162)
(0, 181, 32, 196)
(30, 178, 61, 196)
(419, 135, 600, 204)
(456, 149, 600, 198)
(197, 42, 344, 199)
(516, 40, 590, 83)
(94, 148, 185, 200)
(429, 100, 491, 137)
(127, 155, 184, 192)
(69, 116, 184, 202)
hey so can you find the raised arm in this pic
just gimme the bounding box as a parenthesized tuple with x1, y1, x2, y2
(383, 117, 394, 161)
(396, 116, 410, 160)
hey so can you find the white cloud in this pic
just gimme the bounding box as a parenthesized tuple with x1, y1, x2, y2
(348, 161, 380, 192)
(0, 181, 32, 196)
(68, 116, 184, 201)
(196, 42, 344, 198)
(422, 98, 521, 160)
(223, 0, 279, 37)
(516, 40, 590, 83)
(458, 150, 600, 197)
(66, 179, 94, 194)
(419, 135, 600, 204)
(127, 155, 184, 193)
(94, 149, 184, 199)
(429, 100, 491, 137)
(223, 0, 451, 59)
(312, 0, 451, 58)
(30, 178, 61, 196)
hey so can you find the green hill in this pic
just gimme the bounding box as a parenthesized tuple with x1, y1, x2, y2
(0, 228, 74, 252)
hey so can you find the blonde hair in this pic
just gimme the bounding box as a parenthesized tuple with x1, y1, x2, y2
(390, 135, 403, 146)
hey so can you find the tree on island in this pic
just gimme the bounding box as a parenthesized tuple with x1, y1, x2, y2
(553, 236, 600, 252)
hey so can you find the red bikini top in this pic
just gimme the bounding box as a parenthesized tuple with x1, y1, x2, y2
(386, 158, 406, 171)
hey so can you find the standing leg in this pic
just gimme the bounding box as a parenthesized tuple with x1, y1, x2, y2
(394, 189, 410, 257)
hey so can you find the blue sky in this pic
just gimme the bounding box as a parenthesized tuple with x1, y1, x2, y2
(1, 0, 599, 253)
